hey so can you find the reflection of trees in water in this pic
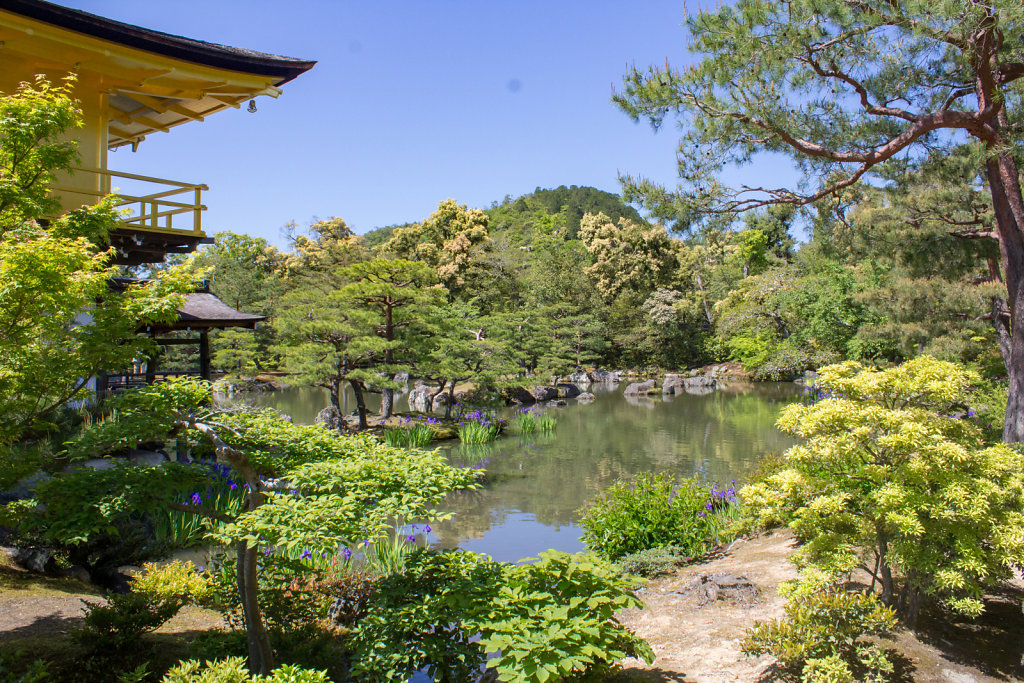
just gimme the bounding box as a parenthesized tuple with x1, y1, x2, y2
(239, 383, 801, 551)
(437, 384, 801, 542)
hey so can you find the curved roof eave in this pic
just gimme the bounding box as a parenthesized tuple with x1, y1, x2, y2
(1, 0, 316, 85)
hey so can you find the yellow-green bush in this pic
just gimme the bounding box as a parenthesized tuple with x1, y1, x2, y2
(741, 357, 1024, 621)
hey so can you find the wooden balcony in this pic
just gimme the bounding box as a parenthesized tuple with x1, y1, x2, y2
(52, 167, 211, 265)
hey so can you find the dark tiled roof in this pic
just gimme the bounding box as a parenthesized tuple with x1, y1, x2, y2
(175, 292, 264, 329)
(0, 0, 316, 84)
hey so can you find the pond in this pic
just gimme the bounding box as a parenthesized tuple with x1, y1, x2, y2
(224, 381, 802, 562)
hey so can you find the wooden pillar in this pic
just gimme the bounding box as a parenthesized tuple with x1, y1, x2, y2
(145, 348, 158, 384)
(200, 330, 211, 381)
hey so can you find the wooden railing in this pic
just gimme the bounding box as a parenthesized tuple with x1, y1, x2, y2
(52, 167, 208, 235)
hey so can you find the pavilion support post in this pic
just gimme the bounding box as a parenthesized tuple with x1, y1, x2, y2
(200, 330, 211, 381)
(145, 347, 159, 384)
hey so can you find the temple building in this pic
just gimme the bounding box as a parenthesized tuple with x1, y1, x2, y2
(0, 0, 314, 384)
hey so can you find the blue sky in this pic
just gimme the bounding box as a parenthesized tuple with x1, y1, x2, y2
(63, 1, 774, 245)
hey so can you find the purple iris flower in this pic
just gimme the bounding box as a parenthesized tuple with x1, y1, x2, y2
(342, 547, 352, 560)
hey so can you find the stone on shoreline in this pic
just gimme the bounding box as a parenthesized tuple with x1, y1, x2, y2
(623, 379, 656, 395)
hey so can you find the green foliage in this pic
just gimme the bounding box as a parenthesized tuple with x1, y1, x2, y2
(0, 78, 195, 447)
(614, 545, 692, 578)
(510, 407, 555, 435)
(577, 473, 722, 561)
(216, 440, 478, 558)
(578, 212, 679, 302)
(742, 357, 1024, 619)
(511, 409, 538, 434)
(0, 652, 51, 683)
(0, 75, 80, 225)
(485, 185, 645, 242)
(132, 560, 216, 603)
(742, 587, 897, 683)
(381, 198, 490, 296)
(72, 561, 211, 663)
(70, 565, 204, 679)
(381, 423, 432, 448)
(162, 658, 331, 683)
(349, 549, 653, 682)
(476, 551, 654, 682)
(457, 409, 502, 444)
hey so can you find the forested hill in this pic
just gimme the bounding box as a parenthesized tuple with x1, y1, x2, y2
(360, 185, 643, 246)
(485, 185, 646, 241)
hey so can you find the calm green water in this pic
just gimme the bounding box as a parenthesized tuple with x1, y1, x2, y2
(227, 382, 800, 562)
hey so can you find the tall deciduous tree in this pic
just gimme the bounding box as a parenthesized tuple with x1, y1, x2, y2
(0, 77, 192, 447)
(615, 0, 1024, 441)
(382, 199, 490, 297)
(578, 212, 679, 302)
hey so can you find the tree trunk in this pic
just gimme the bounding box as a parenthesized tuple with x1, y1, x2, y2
(330, 380, 342, 413)
(381, 387, 394, 419)
(445, 380, 456, 420)
(350, 379, 369, 430)
(985, 155, 1024, 442)
(897, 580, 923, 629)
(237, 540, 273, 675)
(876, 529, 895, 608)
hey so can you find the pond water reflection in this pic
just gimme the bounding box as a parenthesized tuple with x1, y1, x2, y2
(226, 381, 801, 562)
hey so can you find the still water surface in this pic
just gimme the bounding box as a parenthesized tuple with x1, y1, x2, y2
(227, 382, 801, 562)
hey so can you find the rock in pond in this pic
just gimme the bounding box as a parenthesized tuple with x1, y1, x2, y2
(500, 386, 536, 405)
(556, 383, 581, 398)
(662, 374, 686, 395)
(408, 383, 432, 412)
(623, 379, 656, 395)
(530, 386, 558, 402)
(568, 371, 591, 386)
(590, 369, 621, 383)
(577, 392, 596, 403)
(547, 399, 567, 407)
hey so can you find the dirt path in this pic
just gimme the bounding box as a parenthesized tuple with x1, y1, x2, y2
(616, 531, 797, 682)
(615, 530, 1024, 683)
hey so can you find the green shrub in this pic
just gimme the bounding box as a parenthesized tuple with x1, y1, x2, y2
(578, 473, 721, 561)
(162, 658, 330, 683)
(742, 357, 1024, 621)
(477, 551, 654, 682)
(742, 587, 897, 683)
(615, 545, 693, 578)
(0, 652, 50, 683)
(71, 590, 181, 679)
(349, 549, 653, 682)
